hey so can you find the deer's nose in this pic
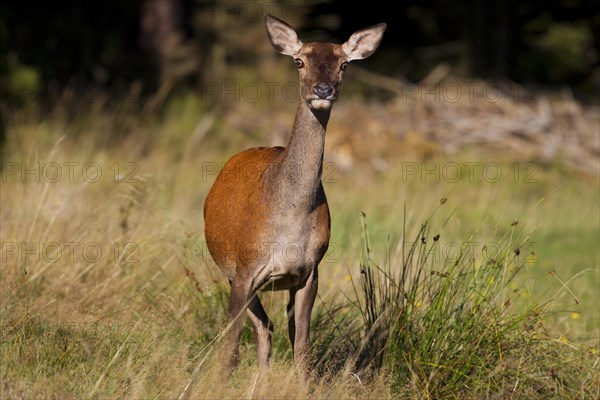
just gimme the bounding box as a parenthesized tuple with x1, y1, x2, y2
(313, 82, 334, 99)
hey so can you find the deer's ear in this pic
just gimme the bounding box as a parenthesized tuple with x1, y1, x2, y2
(265, 14, 303, 56)
(343, 23, 386, 61)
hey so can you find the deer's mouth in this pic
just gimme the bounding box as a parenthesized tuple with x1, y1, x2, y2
(309, 98, 335, 110)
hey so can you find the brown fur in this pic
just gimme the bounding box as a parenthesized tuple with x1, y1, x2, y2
(205, 147, 283, 279)
(202, 13, 385, 375)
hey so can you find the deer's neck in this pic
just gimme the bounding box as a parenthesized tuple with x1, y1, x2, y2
(274, 101, 330, 210)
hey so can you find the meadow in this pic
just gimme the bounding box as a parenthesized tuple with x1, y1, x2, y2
(1, 88, 598, 399)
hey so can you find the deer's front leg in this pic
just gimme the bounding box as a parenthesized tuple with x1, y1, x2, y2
(291, 266, 318, 370)
(247, 293, 273, 369)
(223, 278, 252, 374)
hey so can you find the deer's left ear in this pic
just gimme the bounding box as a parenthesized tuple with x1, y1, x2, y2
(343, 23, 386, 61)
(265, 14, 303, 56)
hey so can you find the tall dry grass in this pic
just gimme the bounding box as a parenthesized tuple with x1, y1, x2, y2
(1, 95, 598, 398)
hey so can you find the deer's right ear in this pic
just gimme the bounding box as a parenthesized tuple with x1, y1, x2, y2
(265, 14, 303, 56)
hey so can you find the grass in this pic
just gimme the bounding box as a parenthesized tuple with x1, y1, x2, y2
(1, 93, 598, 398)
(349, 209, 598, 398)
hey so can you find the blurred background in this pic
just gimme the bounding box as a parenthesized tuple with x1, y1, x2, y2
(1, 0, 599, 172)
(2, 0, 599, 90)
(1, 2, 599, 397)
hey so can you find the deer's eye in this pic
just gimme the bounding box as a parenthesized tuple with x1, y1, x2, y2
(294, 58, 304, 68)
(340, 62, 349, 71)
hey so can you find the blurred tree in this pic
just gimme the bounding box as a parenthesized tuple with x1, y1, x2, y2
(0, 105, 4, 169)
(0, 0, 598, 107)
(140, 0, 200, 112)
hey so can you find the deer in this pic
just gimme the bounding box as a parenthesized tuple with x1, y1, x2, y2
(203, 14, 386, 375)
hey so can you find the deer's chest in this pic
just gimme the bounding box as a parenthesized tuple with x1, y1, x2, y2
(253, 199, 330, 291)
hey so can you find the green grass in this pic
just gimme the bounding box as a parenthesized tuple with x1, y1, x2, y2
(347, 209, 598, 398)
(1, 93, 598, 398)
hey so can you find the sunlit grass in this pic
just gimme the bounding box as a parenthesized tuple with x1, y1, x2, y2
(1, 94, 598, 398)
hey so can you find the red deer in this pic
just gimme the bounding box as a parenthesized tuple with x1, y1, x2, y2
(204, 14, 385, 373)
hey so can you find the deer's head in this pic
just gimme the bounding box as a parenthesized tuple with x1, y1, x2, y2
(265, 14, 386, 111)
